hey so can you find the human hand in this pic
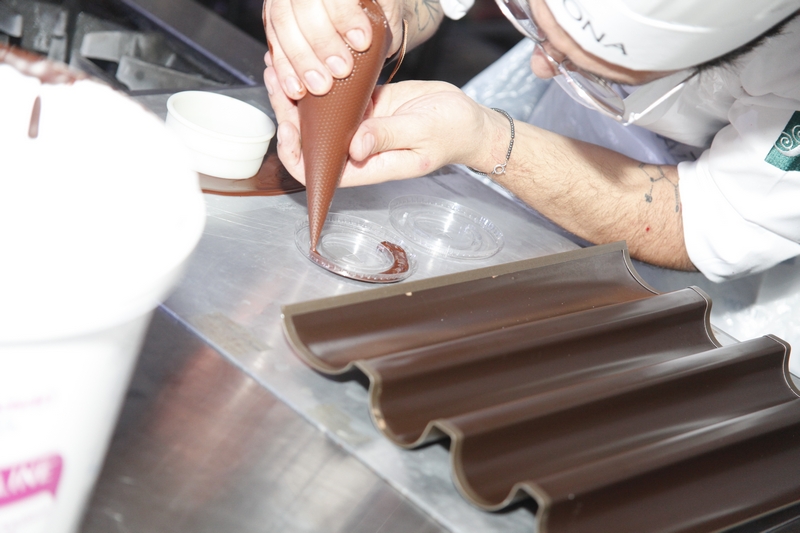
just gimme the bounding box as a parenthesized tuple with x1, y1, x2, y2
(263, 69, 498, 186)
(263, 0, 410, 99)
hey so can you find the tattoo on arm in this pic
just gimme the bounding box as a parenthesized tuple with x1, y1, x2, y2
(415, 0, 441, 31)
(639, 163, 681, 213)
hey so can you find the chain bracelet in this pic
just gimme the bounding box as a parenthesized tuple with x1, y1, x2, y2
(467, 108, 515, 177)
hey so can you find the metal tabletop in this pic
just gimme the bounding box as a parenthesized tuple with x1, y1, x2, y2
(80, 306, 448, 533)
(77, 57, 800, 533)
(80, 83, 584, 533)
(77, 75, 800, 533)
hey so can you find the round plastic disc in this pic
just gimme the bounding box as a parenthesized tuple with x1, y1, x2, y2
(295, 213, 416, 283)
(388, 195, 504, 259)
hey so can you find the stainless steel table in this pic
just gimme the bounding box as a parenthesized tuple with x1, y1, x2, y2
(80, 84, 581, 533)
(80, 307, 447, 533)
(22, 0, 786, 529)
(79, 80, 800, 532)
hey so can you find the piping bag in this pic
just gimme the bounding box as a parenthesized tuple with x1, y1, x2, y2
(296, 0, 409, 279)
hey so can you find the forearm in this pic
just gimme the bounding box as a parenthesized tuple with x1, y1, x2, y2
(272, 78, 693, 271)
(400, 0, 445, 51)
(470, 112, 695, 270)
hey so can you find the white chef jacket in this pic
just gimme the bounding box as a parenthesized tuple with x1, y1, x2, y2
(637, 16, 800, 282)
(463, 31, 800, 375)
(440, 0, 474, 20)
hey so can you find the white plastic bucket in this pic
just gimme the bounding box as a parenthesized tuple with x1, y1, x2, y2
(0, 315, 152, 533)
(0, 50, 206, 533)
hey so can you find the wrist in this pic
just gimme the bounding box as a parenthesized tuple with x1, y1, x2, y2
(466, 108, 515, 177)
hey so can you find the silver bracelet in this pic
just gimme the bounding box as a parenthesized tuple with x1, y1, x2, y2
(468, 108, 515, 176)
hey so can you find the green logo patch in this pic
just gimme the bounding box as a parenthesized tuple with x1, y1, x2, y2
(765, 110, 800, 172)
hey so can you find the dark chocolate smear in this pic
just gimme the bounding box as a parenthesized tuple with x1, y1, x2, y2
(28, 96, 41, 139)
(1, 44, 86, 85)
(379, 241, 409, 274)
(199, 143, 305, 196)
(308, 239, 410, 282)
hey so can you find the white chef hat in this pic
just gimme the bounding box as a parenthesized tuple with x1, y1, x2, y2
(543, 0, 800, 70)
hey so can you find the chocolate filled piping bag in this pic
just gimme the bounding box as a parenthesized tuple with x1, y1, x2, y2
(297, 0, 392, 251)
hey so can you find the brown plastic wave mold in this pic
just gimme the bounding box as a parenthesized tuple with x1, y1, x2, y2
(297, 0, 392, 251)
(282, 242, 800, 533)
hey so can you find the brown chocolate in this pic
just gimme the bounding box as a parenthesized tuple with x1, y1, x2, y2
(0, 44, 86, 85)
(297, 0, 392, 251)
(307, 238, 409, 283)
(379, 241, 409, 275)
(199, 141, 305, 196)
(282, 242, 800, 533)
(28, 95, 41, 139)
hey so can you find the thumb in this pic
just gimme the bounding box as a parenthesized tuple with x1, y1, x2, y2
(350, 114, 418, 161)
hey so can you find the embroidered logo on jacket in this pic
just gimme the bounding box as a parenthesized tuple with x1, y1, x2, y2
(765, 111, 800, 171)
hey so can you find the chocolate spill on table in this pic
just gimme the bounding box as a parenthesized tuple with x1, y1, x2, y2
(199, 141, 304, 197)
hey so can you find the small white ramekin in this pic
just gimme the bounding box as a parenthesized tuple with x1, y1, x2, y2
(166, 91, 275, 179)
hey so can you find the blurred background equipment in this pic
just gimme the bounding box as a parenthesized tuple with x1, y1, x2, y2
(194, 0, 522, 86)
(0, 0, 521, 91)
(0, 0, 263, 91)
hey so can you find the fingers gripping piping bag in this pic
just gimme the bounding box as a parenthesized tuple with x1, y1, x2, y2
(299, 0, 390, 251)
(291, 0, 411, 282)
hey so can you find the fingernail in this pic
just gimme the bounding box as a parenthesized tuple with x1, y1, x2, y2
(362, 133, 375, 155)
(346, 29, 366, 50)
(303, 70, 326, 93)
(325, 55, 348, 78)
(285, 75, 302, 97)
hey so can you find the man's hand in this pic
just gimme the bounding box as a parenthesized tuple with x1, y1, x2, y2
(263, 70, 502, 185)
(262, 0, 443, 99)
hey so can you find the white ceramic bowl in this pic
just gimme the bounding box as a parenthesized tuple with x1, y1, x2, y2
(166, 91, 276, 179)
